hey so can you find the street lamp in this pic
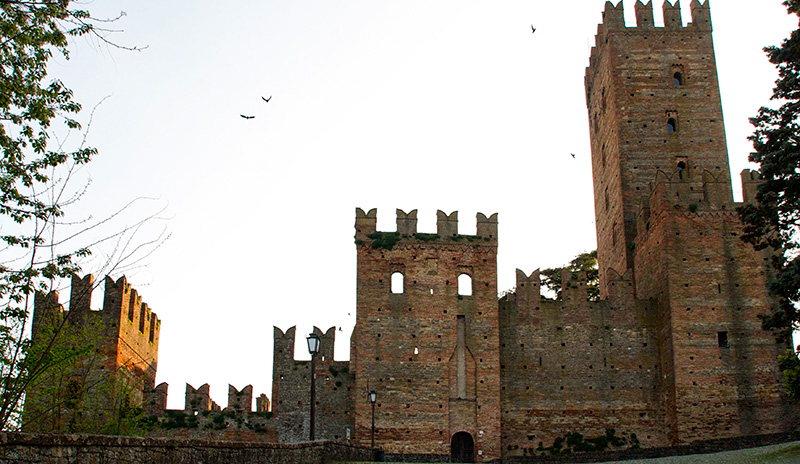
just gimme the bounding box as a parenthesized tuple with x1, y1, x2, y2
(307, 332, 320, 441)
(368, 390, 377, 448)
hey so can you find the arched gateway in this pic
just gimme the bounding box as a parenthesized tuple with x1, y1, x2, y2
(450, 432, 474, 463)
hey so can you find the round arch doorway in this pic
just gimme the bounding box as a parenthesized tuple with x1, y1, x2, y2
(450, 431, 475, 463)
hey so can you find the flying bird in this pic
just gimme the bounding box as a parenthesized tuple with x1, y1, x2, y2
(240, 114, 255, 119)
(262, 95, 272, 103)
(570, 153, 576, 158)
(531, 25, 536, 34)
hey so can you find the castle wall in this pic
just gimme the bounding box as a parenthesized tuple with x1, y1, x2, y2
(24, 275, 162, 433)
(351, 208, 500, 462)
(499, 270, 663, 457)
(271, 326, 354, 443)
(634, 171, 796, 444)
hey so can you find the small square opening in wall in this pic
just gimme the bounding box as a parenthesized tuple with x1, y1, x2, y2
(718, 331, 729, 348)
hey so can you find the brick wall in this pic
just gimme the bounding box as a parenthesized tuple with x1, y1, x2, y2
(0, 432, 375, 464)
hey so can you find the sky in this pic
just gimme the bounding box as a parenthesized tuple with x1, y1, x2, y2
(40, 0, 798, 410)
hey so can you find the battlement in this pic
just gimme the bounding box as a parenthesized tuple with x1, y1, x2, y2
(354, 208, 498, 243)
(636, 167, 733, 228)
(604, 0, 709, 31)
(228, 384, 254, 412)
(31, 274, 161, 353)
(740, 169, 763, 204)
(590, 1, 712, 69)
(185, 383, 220, 412)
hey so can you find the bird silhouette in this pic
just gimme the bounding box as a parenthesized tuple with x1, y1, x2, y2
(240, 114, 255, 119)
(570, 153, 576, 158)
(531, 25, 536, 34)
(262, 96, 272, 103)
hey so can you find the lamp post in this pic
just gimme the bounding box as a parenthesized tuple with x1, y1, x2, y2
(368, 390, 377, 448)
(307, 332, 320, 441)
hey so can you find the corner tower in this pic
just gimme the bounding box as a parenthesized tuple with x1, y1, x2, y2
(351, 208, 500, 462)
(585, 0, 731, 297)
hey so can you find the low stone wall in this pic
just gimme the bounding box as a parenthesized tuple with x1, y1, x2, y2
(505, 431, 800, 463)
(0, 432, 375, 464)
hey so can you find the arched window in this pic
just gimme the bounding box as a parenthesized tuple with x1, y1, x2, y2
(673, 72, 683, 86)
(458, 274, 472, 296)
(391, 272, 404, 294)
(667, 118, 677, 132)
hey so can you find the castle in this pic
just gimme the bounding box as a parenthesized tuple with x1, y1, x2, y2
(22, 0, 798, 462)
(270, 0, 798, 461)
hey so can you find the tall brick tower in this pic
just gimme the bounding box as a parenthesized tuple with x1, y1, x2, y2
(585, 0, 795, 445)
(350, 208, 500, 462)
(586, 0, 730, 298)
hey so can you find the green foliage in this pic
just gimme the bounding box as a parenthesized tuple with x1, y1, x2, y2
(0, 0, 138, 430)
(737, 0, 800, 341)
(367, 232, 401, 250)
(413, 233, 440, 241)
(536, 428, 636, 455)
(778, 349, 800, 398)
(541, 250, 599, 301)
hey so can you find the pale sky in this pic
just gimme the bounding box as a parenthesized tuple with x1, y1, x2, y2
(43, 0, 797, 409)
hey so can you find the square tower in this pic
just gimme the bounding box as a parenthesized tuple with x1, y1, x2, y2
(351, 208, 500, 462)
(585, 0, 731, 297)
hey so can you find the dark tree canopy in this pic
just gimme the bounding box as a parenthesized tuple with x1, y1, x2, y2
(541, 250, 598, 301)
(738, 0, 800, 342)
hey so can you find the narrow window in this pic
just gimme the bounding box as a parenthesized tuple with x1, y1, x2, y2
(458, 274, 472, 296)
(718, 331, 729, 348)
(667, 118, 677, 132)
(674, 72, 683, 86)
(391, 272, 404, 294)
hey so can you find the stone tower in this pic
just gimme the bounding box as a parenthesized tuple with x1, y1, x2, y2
(585, 0, 730, 298)
(24, 274, 161, 432)
(350, 208, 500, 461)
(585, 0, 794, 445)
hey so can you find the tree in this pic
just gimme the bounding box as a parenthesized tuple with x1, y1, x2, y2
(737, 0, 800, 397)
(0, 1, 157, 430)
(540, 250, 599, 301)
(738, 0, 800, 339)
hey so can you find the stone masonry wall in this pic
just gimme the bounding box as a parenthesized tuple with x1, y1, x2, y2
(271, 326, 355, 443)
(499, 269, 663, 458)
(0, 432, 375, 464)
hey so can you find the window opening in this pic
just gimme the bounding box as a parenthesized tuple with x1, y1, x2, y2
(391, 272, 404, 294)
(458, 274, 472, 296)
(674, 72, 683, 86)
(667, 118, 677, 132)
(718, 331, 729, 348)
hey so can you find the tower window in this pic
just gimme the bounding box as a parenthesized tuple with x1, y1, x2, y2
(458, 274, 472, 296)
(674, 72, 683, 86)
(391, 272, 404, 294)
(667, 118, 677, 132)
(718, 332, 729, 348)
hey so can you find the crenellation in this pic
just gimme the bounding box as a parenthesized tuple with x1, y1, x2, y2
(145, 382, 168, 415)
(663, 0, 682, 29)
(396, 209, 417, 235)
(476, 212, 498, 239)
(634, 0, 654, 29)
(740, 169, 763, 204)
(602, 1, 625, 30)
(689, 0, 711, 31)
(228, 384, 253, 412)
(436, 210, 458, 237)
(185, 383, 219, 413)
(355, 207, 377, 236)
(69, 274, 94, 319)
